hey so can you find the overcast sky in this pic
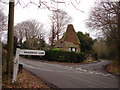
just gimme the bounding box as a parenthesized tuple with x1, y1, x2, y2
(14, 0, 96, 37)
(2, 0, 97, 43)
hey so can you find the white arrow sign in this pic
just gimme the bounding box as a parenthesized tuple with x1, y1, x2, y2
(12, 49, 45, 83)
(19, 49, 45, 56)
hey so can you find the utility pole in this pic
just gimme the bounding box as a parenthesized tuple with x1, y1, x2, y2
(6, 0, 14, 74)
(118, 2, 120, 89)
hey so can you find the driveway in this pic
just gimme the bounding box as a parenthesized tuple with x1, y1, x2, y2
(20, 57, 118, 88)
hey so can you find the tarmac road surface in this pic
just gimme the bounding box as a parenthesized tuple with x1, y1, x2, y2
(65, 60, 112, 74)
(20, 57, 119, 88)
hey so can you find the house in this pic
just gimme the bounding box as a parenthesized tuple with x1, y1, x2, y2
(54, 24, 80, 52)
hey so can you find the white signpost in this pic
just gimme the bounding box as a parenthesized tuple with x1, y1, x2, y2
(12, 48, 45, 83)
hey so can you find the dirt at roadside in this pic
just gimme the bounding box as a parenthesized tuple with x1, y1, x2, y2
(2, 69, 54, 89)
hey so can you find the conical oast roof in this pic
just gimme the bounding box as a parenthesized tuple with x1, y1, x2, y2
(63, 24, 80, 45)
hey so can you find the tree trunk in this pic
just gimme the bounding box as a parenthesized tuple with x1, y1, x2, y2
(118, 1, 120, 65)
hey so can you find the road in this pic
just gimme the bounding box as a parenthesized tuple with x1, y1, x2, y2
(20, 57, 118, 88)
(66, 60, 111, 74)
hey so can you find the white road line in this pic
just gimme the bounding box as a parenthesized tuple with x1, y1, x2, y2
(21, 62, 115, 78)
(69, 67, 73, 69)
(83, 69, 87, 72)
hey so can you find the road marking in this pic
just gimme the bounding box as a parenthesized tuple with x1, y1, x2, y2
(95, 72, 101, 74)
(65, 66, 69, 68)
(76, 68, 79, 70)
(21, 61, 115, 78)
(106, 74, 112, 76)
(90, 71, 94, 73)
(67, 66, 115, 78)
(69, 67, 73, 69)
(83, 69, 87, 72)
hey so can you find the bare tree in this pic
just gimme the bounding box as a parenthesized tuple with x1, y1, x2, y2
(49, 9, 72, 41)
(49, 21, 56, 46)
(37, 23, 46, 40)
(0, 10, 7, 31)
(14, 23, 25, 44)
(0, 9, 7, 39)
(86, 1, 120, 61)
(23, 20, 40, 40)
(14, 19, 45, 44)
(86, 1, 119, 42)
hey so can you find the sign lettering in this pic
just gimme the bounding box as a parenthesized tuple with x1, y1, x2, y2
(19, 49, 45, 56)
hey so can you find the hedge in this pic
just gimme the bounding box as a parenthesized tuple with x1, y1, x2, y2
(42, 50, 85, 63)
(23, 50, 85, 63)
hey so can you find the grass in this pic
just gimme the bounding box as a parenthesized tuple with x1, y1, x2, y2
(2, 69, 52, 89)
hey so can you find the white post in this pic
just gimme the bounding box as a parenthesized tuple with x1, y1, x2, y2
(12, 48, 45, 82)
(12, 48, 20, 83)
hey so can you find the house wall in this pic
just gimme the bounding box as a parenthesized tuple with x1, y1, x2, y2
(76, 45, 81, 52)
(56, 44, 80, 52)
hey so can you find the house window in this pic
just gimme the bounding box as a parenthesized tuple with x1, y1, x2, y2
(69, 47, 77, 52)
(57, 47, 61, 48)
(72, 48, 76, 52)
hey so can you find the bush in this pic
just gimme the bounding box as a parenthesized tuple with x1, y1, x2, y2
(23, 50, 85, 63)
(50, 48, 61, 51)
(42, 50, 85, 63)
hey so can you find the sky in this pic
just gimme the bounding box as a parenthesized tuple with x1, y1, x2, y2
(1, 0, 97, 43)
(13, 0, 96, 36)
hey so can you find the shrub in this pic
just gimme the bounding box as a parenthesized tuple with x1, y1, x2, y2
(42, 50, 85, 63)
(50, 48, 61, 51)
(23, 50, 85, 63)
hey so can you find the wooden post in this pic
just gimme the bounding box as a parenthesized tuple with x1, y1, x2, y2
(118, 1, 120, 71)
(0, 42, 2, 89)
(12, 48, 20, 82)
(6, 0, 14, 74)
(12, 49, 45, 82)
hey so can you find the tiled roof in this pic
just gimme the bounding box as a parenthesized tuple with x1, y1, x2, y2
(54, 24, 80, 46)
(64, 24, 80, 45)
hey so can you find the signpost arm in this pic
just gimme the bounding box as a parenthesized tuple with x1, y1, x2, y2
(12, 48, 45, 82)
